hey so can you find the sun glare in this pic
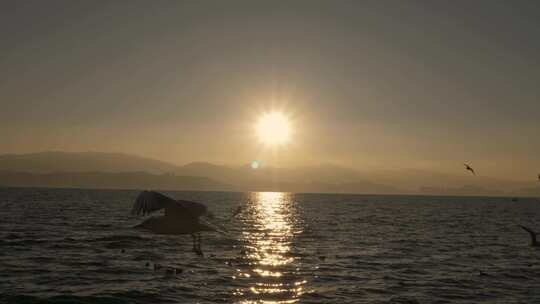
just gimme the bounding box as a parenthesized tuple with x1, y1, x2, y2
(256, 112, 291, 146)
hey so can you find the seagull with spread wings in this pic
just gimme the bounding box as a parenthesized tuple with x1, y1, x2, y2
(131, 190, 216, 255)
(464, 163, 476, 175)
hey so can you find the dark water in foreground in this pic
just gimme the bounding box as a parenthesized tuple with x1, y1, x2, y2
(1, 188, 539, 303)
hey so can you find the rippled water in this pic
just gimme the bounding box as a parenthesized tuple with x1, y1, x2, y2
(1, 188, 540, 303)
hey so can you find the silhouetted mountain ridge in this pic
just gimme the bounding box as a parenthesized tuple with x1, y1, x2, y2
(0, 151, 180, 174)
(0, 152, 537, 196)
(0, 171, 233, 192)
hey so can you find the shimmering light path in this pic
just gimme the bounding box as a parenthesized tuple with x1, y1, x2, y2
(235, 192, 307, 304)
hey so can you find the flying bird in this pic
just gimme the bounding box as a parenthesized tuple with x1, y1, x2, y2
(131, 190, 216, 255)
(519, 225, 539, 247)
(464, 163, 475, 175)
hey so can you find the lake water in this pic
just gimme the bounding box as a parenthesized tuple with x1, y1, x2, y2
(1, 187, 539, 303)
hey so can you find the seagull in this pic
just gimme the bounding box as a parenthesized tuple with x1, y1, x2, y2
(131, 190, 216, 255)
(519, 225, 539, 247)
(464, 163, 475, 175)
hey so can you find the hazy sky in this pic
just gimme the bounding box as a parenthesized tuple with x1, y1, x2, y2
(1, 1, 539, 179)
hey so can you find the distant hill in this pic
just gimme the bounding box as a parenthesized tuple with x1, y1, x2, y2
(1, 151, 537, 196)
(0, 171, 233, 192)
(0, 151, 180, 174)
(174, 162, 404, 194)
(515, 186, 540, 197)
(0, 152, 404, 194)
(178, 162, 246, 183)
(367, 168, 537, 196)
(419, 185, 504, 196)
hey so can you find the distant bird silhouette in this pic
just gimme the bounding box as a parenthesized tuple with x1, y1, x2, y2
(519, 225, 539, 247)
(464, 163, 475, 175)
(131, 191, 216, 255)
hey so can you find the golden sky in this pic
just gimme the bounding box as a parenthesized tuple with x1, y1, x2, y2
(1, 1, 539, 179)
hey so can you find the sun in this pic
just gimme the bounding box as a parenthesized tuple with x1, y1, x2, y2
(256, 111, 291, 146)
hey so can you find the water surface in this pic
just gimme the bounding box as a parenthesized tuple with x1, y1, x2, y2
(1, 188, 539, 303)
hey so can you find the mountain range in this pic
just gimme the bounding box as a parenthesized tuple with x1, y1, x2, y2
(0, 151, 538, 196)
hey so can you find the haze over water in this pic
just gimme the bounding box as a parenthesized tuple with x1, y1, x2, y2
(1, 188, 539, 303)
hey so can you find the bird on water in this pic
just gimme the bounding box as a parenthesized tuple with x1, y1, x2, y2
(131, 190, 216, 255)
(464, 163, 475, 175)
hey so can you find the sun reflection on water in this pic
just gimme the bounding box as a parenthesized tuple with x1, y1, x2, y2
(235, 192, 306, 304)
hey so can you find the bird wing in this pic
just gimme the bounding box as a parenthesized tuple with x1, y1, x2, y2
(131, 191, 184, 216)
(519, 225, 537, 241)
(132, 190, 209, 222)
(464, 164, 475, 174)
